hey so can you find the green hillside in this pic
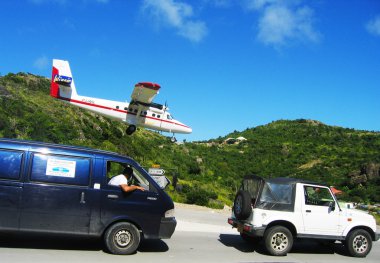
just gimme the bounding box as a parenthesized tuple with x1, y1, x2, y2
(1, 73, 379, 207)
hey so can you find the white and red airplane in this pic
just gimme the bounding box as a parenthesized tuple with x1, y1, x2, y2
(50, 59, 192, 142)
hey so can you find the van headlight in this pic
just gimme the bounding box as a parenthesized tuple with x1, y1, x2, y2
(165, 208, 175, 218)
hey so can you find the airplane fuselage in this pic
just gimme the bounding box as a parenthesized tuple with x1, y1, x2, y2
(56, 93, 191, 134)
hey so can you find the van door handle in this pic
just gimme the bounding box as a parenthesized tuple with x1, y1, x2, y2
(80, 192, 86, 204)
(306, 210, 311, 213)
(107, 194, 119, 199)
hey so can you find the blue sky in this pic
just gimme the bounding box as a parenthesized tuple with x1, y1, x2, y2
(1, 0, 379, 142)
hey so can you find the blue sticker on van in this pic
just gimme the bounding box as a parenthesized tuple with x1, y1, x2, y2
(52, 167, 70, 173)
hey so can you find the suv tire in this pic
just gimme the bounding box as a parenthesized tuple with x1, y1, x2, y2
(346, 229, 372, 257)
(264, 225, 293, 256)
(233, 190, 252, 220)
(104, 222, 141, 255)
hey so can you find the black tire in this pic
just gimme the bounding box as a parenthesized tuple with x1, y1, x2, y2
(126, 125, 137, 135)
(240, 232, 261, 244)
(264, 226, 293, 256)
(104, 222, 141, 255)
(233, 190, 252, 220)
(346, 229, 372, 257)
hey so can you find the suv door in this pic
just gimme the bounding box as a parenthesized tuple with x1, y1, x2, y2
(20, 153, 93, 234)
(101, 160, 162, 238)
(301, 185, 341, 236)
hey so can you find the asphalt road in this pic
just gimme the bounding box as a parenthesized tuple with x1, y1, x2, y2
(0, 204, 379, 263)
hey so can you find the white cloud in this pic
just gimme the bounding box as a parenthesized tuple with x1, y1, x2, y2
(243, 0, 320, 48)
(142, 0, 208, 43)
(258, 5, 320, 47)
(242, 0, 278, 11)
(366, 15, 380, 37)
(33, 56, 49, 70)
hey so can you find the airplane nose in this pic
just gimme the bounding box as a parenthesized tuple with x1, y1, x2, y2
(184, 126, 192, 134)
(175, 121, 192, 134)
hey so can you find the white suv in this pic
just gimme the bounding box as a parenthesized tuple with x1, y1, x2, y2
(228, 175, 379, 257)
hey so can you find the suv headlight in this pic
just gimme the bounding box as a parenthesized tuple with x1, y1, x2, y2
(165, 208, 175, 218)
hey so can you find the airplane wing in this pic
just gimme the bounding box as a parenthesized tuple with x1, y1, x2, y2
(131, 82, 161, 105)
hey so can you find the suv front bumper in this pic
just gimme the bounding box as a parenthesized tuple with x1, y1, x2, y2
(228, 217, 266, 237)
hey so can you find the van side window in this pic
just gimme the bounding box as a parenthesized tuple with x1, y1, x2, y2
(0, 149, 23, 180)
(30, 153, 90, 186)
(106, 161, 155, 192)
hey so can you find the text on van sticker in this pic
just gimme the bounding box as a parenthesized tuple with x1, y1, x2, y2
(46, 158, 76, 178)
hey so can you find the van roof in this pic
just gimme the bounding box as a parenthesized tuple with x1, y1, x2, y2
(0, 138, 128, 159)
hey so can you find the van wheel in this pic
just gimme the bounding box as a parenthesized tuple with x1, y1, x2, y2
(104, 222, 141, 255)
(233, 190, 252, 220)
(346, 229, 372, 257)
(264, 226, 293, 256)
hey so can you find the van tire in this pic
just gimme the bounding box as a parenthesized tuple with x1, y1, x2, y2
(264, 225, 293, 256)
(346, 229, 372, 257)
(104, 222, 141, 255)
(233, 190, 252, 220)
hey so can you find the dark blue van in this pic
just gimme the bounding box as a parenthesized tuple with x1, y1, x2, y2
(0, 138, 176, 254)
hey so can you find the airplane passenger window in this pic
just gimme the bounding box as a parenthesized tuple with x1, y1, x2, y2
(157, 115, 161, 118)
(124, 107, 128, 110)
(167, 114, 172, 120)
(116, 106, 119, 109)
(152, 114, 156, 117)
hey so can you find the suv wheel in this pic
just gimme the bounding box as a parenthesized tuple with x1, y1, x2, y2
(233, 190, 252, 220)
(104, 222, 141, 255)
(264, 226, 293, 256)
(346, 229, 372, 257)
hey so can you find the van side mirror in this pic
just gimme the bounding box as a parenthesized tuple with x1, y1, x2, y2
(151, 176, 171, 189)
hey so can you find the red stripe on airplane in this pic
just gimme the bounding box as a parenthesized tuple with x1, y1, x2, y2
(50, 67, 60, 98)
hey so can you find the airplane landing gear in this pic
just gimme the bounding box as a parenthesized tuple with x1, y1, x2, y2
(170, 135, 177, 143)
(126, 125, 137, 135)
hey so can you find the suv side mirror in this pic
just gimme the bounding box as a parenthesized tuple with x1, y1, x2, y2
(329, 201, 336, 211)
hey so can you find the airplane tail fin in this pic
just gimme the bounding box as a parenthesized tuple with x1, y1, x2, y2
(51, 59, 78, 99)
